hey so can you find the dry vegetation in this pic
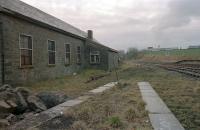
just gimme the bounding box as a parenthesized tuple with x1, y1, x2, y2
(23, 69, 117, 98)
(24, 60, 200, 130)
(64, 82, 152, 130)
(119, 60, 200, 130)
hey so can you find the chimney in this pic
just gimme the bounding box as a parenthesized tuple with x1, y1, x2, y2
(87, 30, 93, 39)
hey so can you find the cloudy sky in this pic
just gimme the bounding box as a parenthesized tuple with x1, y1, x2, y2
(21, 0, 200, 50)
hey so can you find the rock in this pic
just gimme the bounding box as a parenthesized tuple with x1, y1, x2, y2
(16, 92, 28, 113)
(15, 87, 30, 100)
(0, 119, 10, 127)
(0, 91, 28, 114)
(6, 114, 17, 124)
(37, 92, 68, 108)
(0, 84, 13, 92)
(22, 112, 34, 119)
(0, 100, 12, 113)
(6, 100, 17, 108)
(27, 95, 47, 112)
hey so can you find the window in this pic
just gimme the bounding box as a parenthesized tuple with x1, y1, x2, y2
(65, 44, 71, 65)
(90, 51, 100, 64)
(77, 46, 81, 64)
(48, 40, 56, 65)
(20, 34, 33, 66)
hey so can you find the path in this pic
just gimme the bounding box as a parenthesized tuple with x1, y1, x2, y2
(138, 82, 185, 130)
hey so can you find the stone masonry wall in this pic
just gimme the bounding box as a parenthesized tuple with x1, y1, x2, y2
(1, 14, 85, 85)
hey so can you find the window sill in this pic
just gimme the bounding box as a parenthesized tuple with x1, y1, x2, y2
(19, 65, 34, 69)
(48, 64, 56, 67)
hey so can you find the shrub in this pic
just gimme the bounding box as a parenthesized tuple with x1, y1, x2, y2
(108, 116, 122, 128)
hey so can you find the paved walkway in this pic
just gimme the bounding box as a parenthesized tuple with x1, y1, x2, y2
(138, 82, 185, 130)
(9, 82, 118, 130)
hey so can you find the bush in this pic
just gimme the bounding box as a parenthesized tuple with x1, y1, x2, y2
(108, 116, 122, 128)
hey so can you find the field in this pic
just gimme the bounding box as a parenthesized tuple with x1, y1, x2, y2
(142, 48, 200, 62)
(22, 60, 200, 130)
(22, 67, 153, 130)
(119, 61, 200, 130)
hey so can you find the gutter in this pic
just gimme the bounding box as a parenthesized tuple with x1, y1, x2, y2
(0, 21, 5, 84)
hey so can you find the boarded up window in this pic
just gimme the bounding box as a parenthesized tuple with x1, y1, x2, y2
(90, 51, 100, 64)
(20, 34, 33, 66)
(48, 40, 56, 65)
(65, 44, 71, 65)
(77, 46, 81, 64)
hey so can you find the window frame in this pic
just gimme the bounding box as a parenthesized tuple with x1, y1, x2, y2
(90, 51, 100, 64)
(47, 39, 56, 65)
(64, 43, 71, 65)
(76, 46, 81, 64)
(19, 33, 33, 67)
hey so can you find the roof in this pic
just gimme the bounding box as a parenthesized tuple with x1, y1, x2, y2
(0, 0, 87, 38)
(0, 0, 118, 53)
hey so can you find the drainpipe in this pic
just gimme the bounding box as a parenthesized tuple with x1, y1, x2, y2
(0, 23, 5, 84)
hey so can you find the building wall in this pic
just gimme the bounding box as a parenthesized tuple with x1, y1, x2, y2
(108, 51, 119, 71)
(1, 14, 85, 85)
(0, 17, 2, 85)
(84, 40, 109, 70)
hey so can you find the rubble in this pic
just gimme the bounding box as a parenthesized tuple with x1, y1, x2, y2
(0, 119, 10, 127)
(0, 84, 68, 128)
(27, 95, 47, 112)
(37, 92, 68, 109)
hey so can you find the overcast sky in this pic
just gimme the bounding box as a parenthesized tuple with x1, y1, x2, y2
(21, 0, 200, 50)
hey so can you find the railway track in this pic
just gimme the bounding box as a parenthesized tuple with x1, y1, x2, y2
(159, 60, 200, 78)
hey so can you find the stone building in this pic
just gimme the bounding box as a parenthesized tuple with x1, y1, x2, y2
(0, 0, 119, 85)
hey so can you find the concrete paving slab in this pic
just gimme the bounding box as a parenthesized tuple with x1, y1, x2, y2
(103, 82, 118, 87)
(77, 95, 91, 101)
(138, 82, 185, 130)
(140, 89, 157, 94)
(89, 87, 108, 93)
(140, 91, 158, 97)
(149, 114, 185, 130)
(144, 97, 171, 114)
(139, 85, 153, 90)
(59, 99, 84, 107)
(138, 82, 151, 87)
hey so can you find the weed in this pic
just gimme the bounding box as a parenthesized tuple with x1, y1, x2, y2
(108, 116, 122, 128)
(125, 108, 136, 122)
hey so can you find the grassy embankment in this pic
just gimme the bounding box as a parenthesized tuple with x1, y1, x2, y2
(141, 48, 200, 62)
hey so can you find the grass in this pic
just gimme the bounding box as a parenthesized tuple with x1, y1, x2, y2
(118, 60, 200, 130)
(23, 69, 118, 98)
(142, 48, 200, 62)
(64, 82, 152, 130)
(22, 60, 200, 130)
